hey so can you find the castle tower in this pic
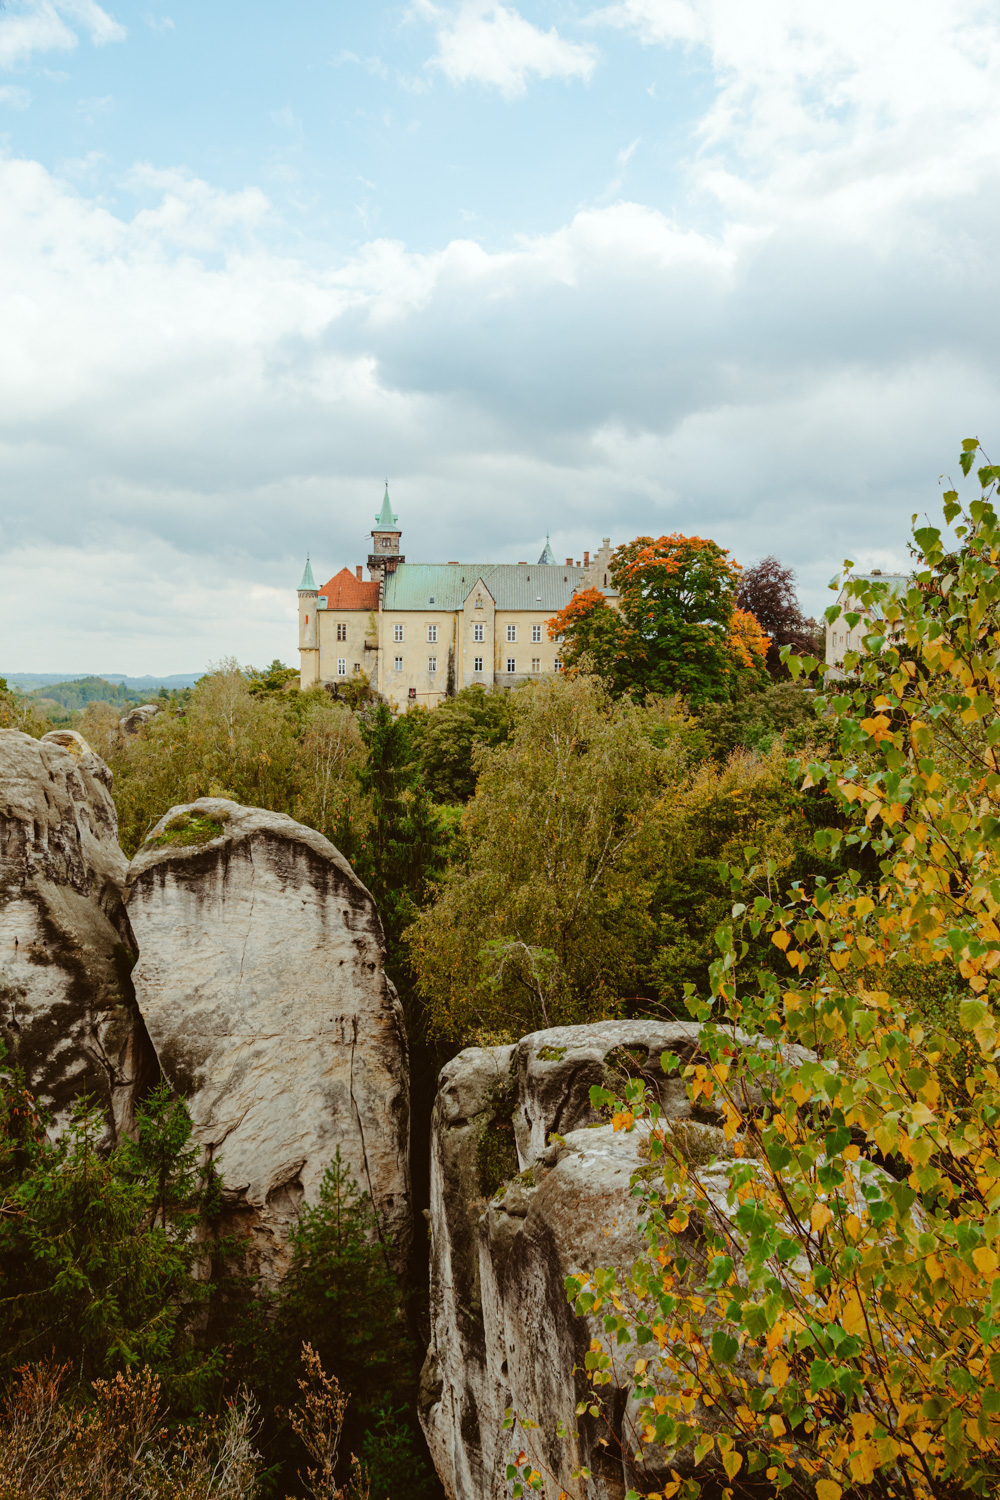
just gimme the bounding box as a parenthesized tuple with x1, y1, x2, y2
(297, 555, 320, 689)
(368, 483, 405, 582)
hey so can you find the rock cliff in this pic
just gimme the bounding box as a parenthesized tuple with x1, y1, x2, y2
(125, 798, 411, 1286)
(0, 728, 154, 1141)
(420, 1019, 802, 1500)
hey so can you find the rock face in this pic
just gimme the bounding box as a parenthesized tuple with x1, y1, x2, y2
(119, 704, 160, 735)
(0, 729, 155, 1141)
(420, 1019, 801, 1500)
(124, 798, 411, 1286)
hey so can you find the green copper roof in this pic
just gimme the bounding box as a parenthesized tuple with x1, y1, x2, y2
(537, 535, 556, 565)
(382, 562, 590, 612)
(298, 556, 316, 591)
(375, 484, 398, 529)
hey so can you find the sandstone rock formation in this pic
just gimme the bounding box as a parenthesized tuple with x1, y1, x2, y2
(125, 798, 411, 1286)
(119, 703, 160, 735)
(420, 1019, 807, 1500)
(0, 728, 154, 1141)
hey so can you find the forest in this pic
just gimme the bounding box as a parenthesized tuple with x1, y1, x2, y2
(1, 454, 997, 1500)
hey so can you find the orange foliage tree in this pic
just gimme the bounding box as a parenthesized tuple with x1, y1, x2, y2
(548, 535, 768, 704)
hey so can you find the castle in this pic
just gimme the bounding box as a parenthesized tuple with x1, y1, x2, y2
(297, 486, 617, 708)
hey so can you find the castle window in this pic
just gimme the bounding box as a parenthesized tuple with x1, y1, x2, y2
(554, 658, 563, 672)
(394, 655, 403, 672)
(531, 624, 542, 643)
(427, 624, 438, 643)
(506, 624, 517, 642)
(604, 573, 607, 586)
(394, 624, 404, 642)
(337, 658, 346, 676)
(474, 656, 483, 672)
(475, 596, 483, 609)
(506, 657, 516, 674)
(353, 663, 360, 674)
(473, 623, 484, 642)
(337, 623, 347, 641)
(428, 656, 437, 673)
(531, 657, 540, 672)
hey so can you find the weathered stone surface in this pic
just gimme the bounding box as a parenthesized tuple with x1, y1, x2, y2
(124, 797, 411, 1287)
(0, 728, 154, 1141)
(119, 704, 160, 735)
(420, 1020, 809, 1500)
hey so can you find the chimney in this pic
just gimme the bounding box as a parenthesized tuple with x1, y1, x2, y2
(355, 565, 362, 581)
(566, 557, 573, 566)
(584, 550, 590, 566)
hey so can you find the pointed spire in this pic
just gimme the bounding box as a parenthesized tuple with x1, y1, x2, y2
(537, 534, 556, 566)
(375, 482, 398, 529)
(298, 554, 316, 592)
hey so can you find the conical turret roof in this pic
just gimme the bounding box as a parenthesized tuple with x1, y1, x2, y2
(537, 534, 556, 565)
(375, 483, 398, 529)
(298, 555, 316, 591)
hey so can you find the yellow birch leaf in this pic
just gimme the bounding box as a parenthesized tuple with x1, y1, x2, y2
(723, 1451, 743, 1481)
(772, 930, 791, 951)
(816, 1482, 842, 1500)
(974, 1247, 999, 1276)
(771, 1358, 790, 1388)
(811, 1203, 834, 1233)
(842, 1290, 865, 1334)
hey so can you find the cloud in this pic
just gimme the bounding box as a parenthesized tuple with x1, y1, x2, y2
(419, 1, 597, 98)
(77, 93, 112, 122)
(3, 0, 1000, 668)
(0, 85, 31, 108)
(0, 0, 125, 69)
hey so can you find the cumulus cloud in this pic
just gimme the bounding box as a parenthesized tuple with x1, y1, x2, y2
(418, 0, 597, 98)
(0, 0, 125, 69)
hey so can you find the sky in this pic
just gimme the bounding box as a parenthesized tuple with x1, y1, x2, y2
(1, 0, 999, 674)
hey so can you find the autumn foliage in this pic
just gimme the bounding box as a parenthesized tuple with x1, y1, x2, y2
(548, 534, 769, 704)
(561, 442, 1000, 1499)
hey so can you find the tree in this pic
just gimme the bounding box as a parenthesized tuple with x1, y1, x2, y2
(247, 1150, 434, 1500)
(401, 685, 515, 803)
(647, 742, 848, 1015)
(548, 535, 768, 704)
(736, 554, 821, 675)
(0, 1075, 218, 1406)
(406, 675, 680, 1045)
(354, 701, 447, 975)
(562, 443, 1000, 1499)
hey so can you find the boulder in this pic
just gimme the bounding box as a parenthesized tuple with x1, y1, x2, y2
(420, 1020, 809, 1500)
(0, 728, 155, 1141)
(124, 798, 411, 1287)
(119, 704, 160, 735)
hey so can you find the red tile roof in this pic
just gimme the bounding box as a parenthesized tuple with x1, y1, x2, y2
(316, 568, 380, 611)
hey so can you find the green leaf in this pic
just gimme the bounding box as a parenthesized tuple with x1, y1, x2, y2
(960, 997, 990, 1032)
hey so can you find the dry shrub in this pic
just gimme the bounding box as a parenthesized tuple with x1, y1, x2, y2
(0, 1360, 260, 1500)
(283, 1344, 370, 1500)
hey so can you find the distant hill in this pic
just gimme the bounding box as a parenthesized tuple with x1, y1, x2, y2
(4, 672, 203, 692)
(18, 677, 149, 712)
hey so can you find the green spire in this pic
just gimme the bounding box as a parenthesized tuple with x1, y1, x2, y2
(375, 482, 398, 529)
(537, 534, 556, 565)
(298, 555, 316, 591)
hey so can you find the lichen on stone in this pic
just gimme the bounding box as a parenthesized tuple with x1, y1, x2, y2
(536, 1044, 567, 1061)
